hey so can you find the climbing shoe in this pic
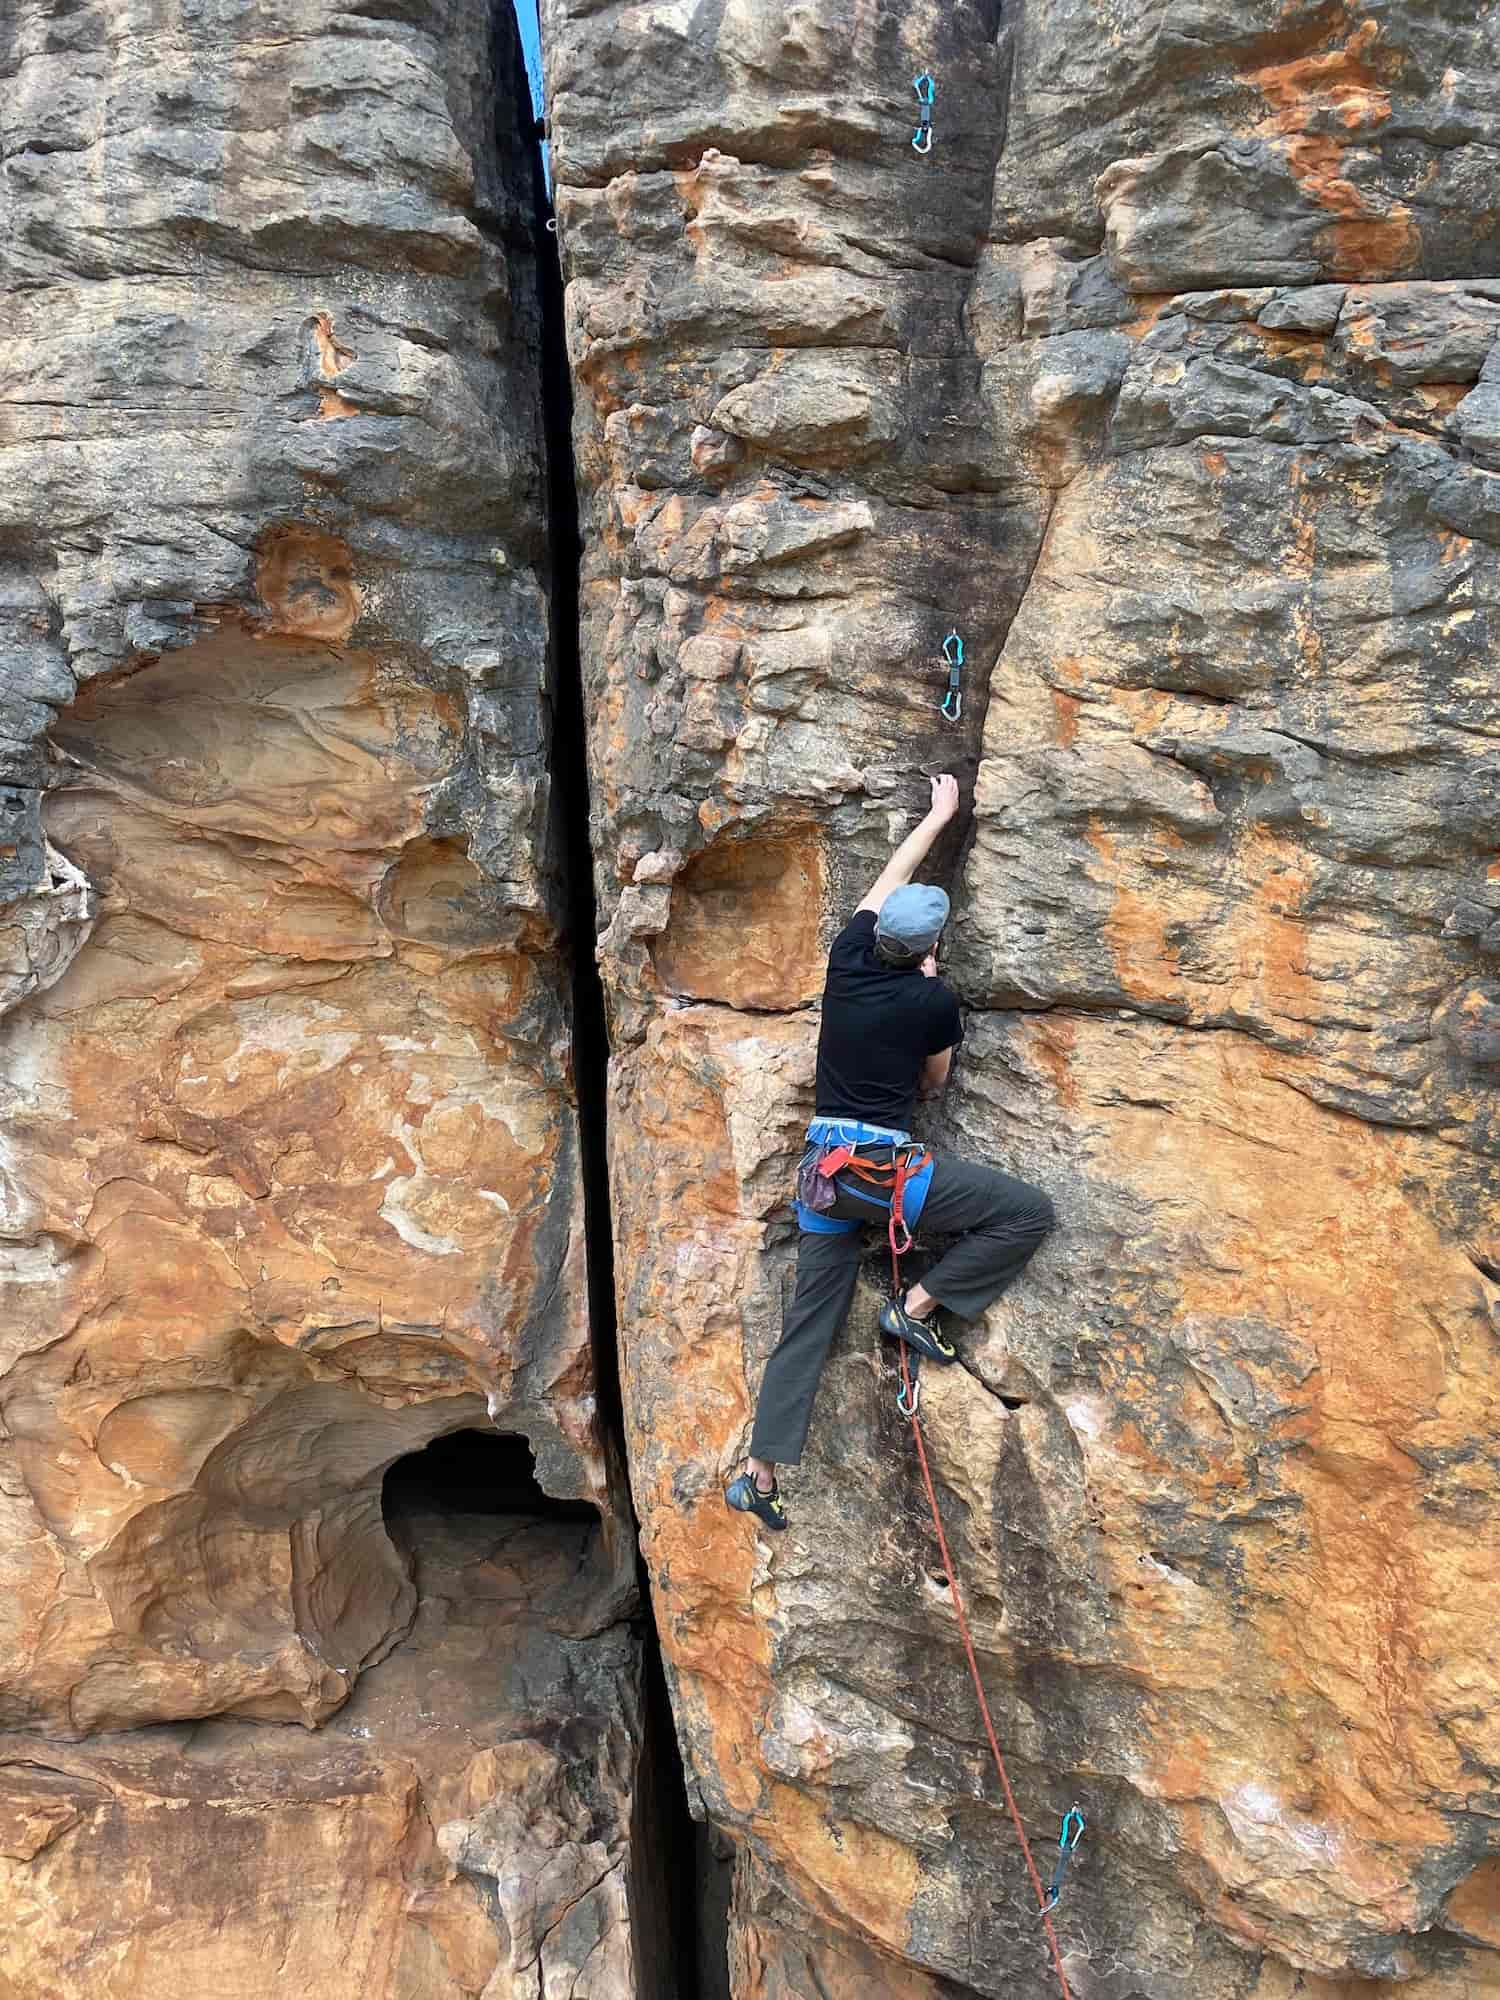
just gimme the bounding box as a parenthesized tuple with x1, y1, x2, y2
(724, 1472, 789, 1532)
(878, 1296, 958, 1365)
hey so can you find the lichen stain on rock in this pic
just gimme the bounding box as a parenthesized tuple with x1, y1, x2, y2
(255, 524, 362, 641)
(1245, 15, 1420, 280)
(652, 830, 826, 1010)
(310, 311, 356, 378)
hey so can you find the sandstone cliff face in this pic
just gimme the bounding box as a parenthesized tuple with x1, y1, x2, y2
(1, 1, 645, 1990)
(544, 2, 1500, 1996)
(4, 0, 1500, 1995)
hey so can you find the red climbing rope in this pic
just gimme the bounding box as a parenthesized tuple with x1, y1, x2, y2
(889, 1203, 1075, 2000)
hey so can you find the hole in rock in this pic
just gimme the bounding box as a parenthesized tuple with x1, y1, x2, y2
(652, 831, 827, 1011)
(1000, 1393, 1029, 1410)
(383, 1427, 597, 1523)
(381, 1429, 600, 1592)
(928, 1569, 952, 1591)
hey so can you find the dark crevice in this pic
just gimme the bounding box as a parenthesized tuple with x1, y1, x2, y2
(382, 1427, 599, 1531)
(527, 110, 620, 1458)
(519, 22, 714, 1996)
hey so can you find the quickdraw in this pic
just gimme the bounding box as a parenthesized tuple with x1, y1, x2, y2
(940, 629, 964, 722)
(912, 72, 936, 153)
(1042, 1806, 1086, 1914)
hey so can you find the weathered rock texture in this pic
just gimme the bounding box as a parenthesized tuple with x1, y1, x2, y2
(0, 0, 646, 1990)
(0, 1450, 642, 1996)
(544, 1, 1500, 1996)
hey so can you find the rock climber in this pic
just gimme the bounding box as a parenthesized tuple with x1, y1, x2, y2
(725, 773, 1056, 1532)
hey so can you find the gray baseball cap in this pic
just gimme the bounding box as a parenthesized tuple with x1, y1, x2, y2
(876, 884, 950, 955)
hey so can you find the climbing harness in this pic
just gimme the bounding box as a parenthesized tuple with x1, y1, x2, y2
(912, 73, 936, 153)
(940, 629, 964, 722)
(886, 1189, 1077, 2000)
(796, 1128, 933, 1231)
(1042, 1807, 1086, 1914)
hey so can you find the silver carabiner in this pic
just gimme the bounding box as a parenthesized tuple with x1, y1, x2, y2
(941, 688, 963, 723)
(911, 127, 933, 155)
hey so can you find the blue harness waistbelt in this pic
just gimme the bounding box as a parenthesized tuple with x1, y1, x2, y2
(794, 1118, 935, 1235)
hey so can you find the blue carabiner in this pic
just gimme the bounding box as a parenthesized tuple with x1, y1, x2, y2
(912, 72, 936, 153)
(941, 629, 963, 666)
(1041, 1805, 1086, 1914)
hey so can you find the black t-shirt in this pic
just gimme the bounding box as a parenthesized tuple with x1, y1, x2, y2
(813, 910, 964, 1130)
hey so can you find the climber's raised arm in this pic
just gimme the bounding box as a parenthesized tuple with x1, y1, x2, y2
(855, 773, 960, 916)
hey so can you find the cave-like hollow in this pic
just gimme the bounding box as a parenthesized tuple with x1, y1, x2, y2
(381, 1427, 600, 1539)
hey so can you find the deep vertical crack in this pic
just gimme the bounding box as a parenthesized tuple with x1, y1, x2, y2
(517, 20, 712, 1994)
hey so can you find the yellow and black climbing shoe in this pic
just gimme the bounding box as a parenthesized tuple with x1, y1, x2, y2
(878, 1296, 957, 1364)
(725, 1472, 789, 1532)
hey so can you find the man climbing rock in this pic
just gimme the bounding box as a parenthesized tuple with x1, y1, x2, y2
(725, 774, 1055, 1532)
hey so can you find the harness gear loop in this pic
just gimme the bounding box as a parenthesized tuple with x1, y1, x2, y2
(887, 1182, 1077, 2000)
(940, 628, 964, 723)
(1042, 1806, 1086, 1915)
(912, 72, 936, 153)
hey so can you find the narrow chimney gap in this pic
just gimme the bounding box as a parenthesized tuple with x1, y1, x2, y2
(509, 4, 717, 1992)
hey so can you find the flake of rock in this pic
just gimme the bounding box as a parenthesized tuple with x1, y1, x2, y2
(718, 496, 875, 572)
(1258, 286, 1349, 334)
(1335, 285, 1500, 385)
(711, 357, 904, 462)
(0, 842, 94, 1019)
(1428, 465, 1500, 544)
(1437, 984, 1500, 1066)
(1173, 288, 1279, 323)
(1452, 372, 1500, 468)
(690, 424, 747, 480)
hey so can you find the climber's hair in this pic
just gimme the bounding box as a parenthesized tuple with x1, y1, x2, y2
(874, 933, 924, 970)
